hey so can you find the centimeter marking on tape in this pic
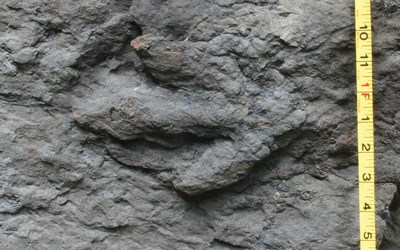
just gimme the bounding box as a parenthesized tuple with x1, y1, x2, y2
(355, 0, 375, 249)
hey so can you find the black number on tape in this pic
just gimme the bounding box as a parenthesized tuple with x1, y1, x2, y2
(363, 173, 372, 181)
(363, 203, 371, 210)
(362, 143, 371, 151)
(360, 32, 369, 40)
(361, 116, 370, 121)
(363, 232, 373, 239)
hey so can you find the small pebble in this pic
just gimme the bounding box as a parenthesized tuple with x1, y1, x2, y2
(380, 205, 391, 221)
(276, 52, 285, 62)
(13, 47, 37, 64)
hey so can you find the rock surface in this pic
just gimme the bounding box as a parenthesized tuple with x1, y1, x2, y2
(1, 0, 400, 249)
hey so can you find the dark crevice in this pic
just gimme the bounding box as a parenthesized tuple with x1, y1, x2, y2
(140, 67, 183, 92)
(78, 20, 143, 68)
(76, 117, 233, 154)
(109, 132, 218, 150)
(105, 145, 187, 197)
(105, 146, 164, 177)
(173, 187, 227, 202)
(137, 63, 202, 92)
(94, 223, 129, 231)
(216, 1, 278, 8)
(210, 238, 246, 249)
(389, 183, 400, 211)
(379, 183, 400, 249)
(108, 61, 136, 74)
(164, 23, 190, 41)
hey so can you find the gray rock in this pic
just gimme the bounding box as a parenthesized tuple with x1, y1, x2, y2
(1, 0, 400, 249)
(12, 48, 37, 64)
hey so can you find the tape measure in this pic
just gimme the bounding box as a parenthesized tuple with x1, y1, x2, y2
(355, 0, 375, 249)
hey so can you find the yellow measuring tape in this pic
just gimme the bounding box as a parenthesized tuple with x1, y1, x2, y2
(355, 0, 375, 249)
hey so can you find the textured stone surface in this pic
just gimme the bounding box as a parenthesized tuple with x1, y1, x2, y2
(1, 0, 400, 249)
